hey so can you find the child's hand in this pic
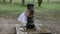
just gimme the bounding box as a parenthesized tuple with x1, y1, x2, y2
(20, 23, 23, 27)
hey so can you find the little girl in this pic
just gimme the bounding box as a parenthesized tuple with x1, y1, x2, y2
(18, 3, 35, 30)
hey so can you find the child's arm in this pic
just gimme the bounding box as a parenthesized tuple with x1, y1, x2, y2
(18, 13, 27, 27)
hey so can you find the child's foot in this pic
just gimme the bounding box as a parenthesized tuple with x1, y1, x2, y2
(19, 27, 24, 31)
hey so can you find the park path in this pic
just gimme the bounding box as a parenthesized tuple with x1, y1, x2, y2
(0, 17, 60, 34)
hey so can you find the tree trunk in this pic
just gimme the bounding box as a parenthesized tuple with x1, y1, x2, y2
(33, 0, 34, 2)
(38, 0, 43, 6)
(47, 0, 49, 3)
(22, 0, 25, 5)
(33, 0, 34, 1)
(3, 0, 5, 3)
(10, 0, 12, 3)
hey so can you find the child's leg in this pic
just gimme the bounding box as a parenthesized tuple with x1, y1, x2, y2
(20, 31, 27, 34)
(19, 26, 24, 31)
(20, 26, 28, 34)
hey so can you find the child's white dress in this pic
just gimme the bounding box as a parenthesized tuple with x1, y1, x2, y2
(18, 12, 27, 26)
(17, 12, 27, 34)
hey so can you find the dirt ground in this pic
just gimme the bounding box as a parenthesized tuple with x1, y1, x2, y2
(0, 17, 60, 34)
